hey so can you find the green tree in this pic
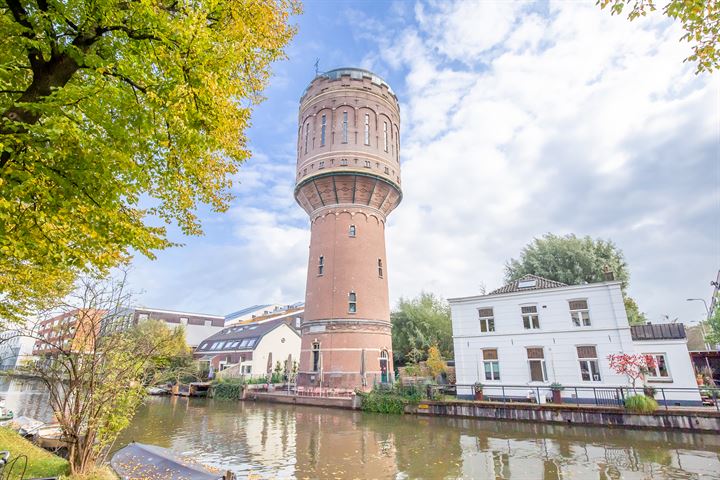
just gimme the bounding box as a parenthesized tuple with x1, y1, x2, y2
(505, 233, 646, 325)
(598, 0, 719, 74)
(624, 296, 648, 326)
(133, 319, 195, 384)
(706, 294, 720, 346)
(391, 292, 453, 366)
(16, 273, 178, 475)
(0, 0, 299, 323)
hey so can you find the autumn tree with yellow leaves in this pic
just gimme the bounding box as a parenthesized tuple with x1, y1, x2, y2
(0, 0, 299, 323)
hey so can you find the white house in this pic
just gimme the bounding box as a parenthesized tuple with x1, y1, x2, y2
(449, 275, 701, 405)
(195, 317, 301, 377)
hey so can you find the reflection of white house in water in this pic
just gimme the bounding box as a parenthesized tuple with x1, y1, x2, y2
(450, 275, 701, 405)
(458, 432, 720, 479)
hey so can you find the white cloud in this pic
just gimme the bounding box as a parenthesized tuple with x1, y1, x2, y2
(380, 1, 718, 322)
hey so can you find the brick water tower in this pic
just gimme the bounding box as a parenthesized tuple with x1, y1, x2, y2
(294, 68, 402, 389)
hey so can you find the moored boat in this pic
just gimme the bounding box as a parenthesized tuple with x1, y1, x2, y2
(111, 442, 230, 480)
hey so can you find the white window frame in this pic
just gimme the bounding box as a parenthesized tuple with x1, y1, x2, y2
(576, 345, 602, 382)
(644, 352, 672, 381)
(521, 305, 540, 330)
(526, 347, 548, 383)
(569, 299, 591, 327)
(478, 308, 495, 333)
(482, 349, 500, 381)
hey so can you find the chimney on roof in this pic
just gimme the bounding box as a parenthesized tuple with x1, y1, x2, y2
(603, 265, 614, 281)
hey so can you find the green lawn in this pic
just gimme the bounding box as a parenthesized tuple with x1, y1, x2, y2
(0, 427, 70, 479)
(0, 428, 116, 480)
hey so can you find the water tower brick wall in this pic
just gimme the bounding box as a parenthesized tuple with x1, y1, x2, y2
(294, 69, 401, 389)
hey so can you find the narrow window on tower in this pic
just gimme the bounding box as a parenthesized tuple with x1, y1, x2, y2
(378, 259, 383, 278)
(348, 292, 357, 313)
(364, 114, 370, 145)
(349, 225, 356, 237)
(320, 114, 326, 146)
(312, 342, 320, 372)
(304, 122, 309, 154)
(318, 255, 324, 276)
(383, 121, 388, 152)
(342, 111, 348, 143)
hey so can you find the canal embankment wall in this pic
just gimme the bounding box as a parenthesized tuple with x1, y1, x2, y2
(239, 388, 720, 433)
(405, 400, 720, 433)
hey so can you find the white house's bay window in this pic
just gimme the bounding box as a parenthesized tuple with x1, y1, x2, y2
(483, 348, 500, 380)
(569, 300, 591, 327)
(577, 345, 601, 381)
(521, 306, 540, 329)
(645, 353, 671, 380)
(526, 347, 547, 382)
(478, 308, 495, 333)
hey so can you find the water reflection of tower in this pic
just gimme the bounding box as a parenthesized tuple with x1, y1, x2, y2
(294, 68, 402, 389)
(293, 408, 397, 478)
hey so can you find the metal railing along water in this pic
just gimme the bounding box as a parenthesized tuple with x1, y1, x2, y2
(420, 383, 720, 412)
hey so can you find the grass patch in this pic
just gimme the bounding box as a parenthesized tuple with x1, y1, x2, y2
(0, 428, 117, 480)
(624, 394, 659, 413)
(0, 427, 69, 479)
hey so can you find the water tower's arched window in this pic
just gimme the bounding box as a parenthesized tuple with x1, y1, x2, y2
(383, 121, 388, 152)
(380, 350, 388, 360)
(304, 122, 310, 154)
(320, 114, 326, 146)
(348, 291, 357, 313)
(342, 111, 348, 143)
(312, 342, 320, 372)
(364, 114, 370, 145)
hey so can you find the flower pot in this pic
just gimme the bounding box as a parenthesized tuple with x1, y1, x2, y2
(474, 391, 483, 401)
(552, 390, 563, 404)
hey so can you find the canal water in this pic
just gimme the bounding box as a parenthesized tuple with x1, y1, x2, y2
(2, 377, 719, 479)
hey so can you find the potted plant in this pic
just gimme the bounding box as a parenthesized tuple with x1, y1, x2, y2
(549, 383, 564, 404)
(473, 382, 484, 401)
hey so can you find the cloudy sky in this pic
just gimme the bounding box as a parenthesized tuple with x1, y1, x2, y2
(130, 0, 718, 324)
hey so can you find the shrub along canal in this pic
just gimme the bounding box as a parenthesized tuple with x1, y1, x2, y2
(3, 377, 720, 479)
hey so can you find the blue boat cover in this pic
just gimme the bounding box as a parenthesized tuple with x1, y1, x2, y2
(111, 442, 222, 480)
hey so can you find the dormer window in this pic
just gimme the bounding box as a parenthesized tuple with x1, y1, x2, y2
(518, 279, 537, 289)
